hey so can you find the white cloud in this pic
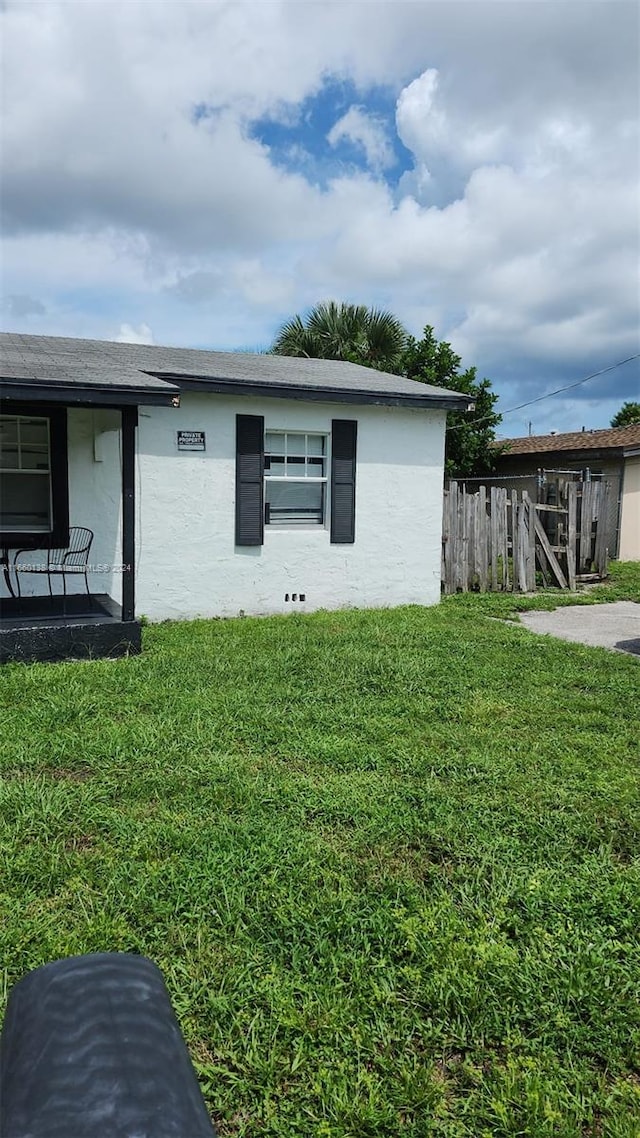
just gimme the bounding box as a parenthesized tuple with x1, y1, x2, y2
(327, 106, 395, 171)
(1, 0, 638, 433)
(396, 70, 447, 158)
(396, 68, 508, 196)
(115, 323, 154, 345)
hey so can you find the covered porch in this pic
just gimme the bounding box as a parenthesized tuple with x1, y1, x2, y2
(1, 334, 179, 664)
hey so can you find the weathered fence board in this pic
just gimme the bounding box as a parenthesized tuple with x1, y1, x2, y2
(442, 477, 612, 593)
(579, 479, 592, 570)
(566, 482, 577, 589)
(534, 513, 568, 589)
(593, 480, 612, 576)
(523, 493, 536, 591)
(477, 485, 488, 591)
(501, 488, 509, 591)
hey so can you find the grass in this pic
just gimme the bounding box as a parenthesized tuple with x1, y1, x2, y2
(450, 559, 640, 620)
(1, 563, 639, 1136)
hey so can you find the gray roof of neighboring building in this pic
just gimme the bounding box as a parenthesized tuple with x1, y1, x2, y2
(0, 332, 472, 410)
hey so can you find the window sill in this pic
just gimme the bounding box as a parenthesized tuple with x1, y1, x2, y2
(265, 525, 328, 534)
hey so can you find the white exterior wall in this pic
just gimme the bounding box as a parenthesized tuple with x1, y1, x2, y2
(19, 395, 447, 616)
(619, 455, 640, 561)
(136, 393, 446, 619)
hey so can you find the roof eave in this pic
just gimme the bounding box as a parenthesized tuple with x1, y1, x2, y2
(151, 372, 472, 411)
(0, 379, 180, 408)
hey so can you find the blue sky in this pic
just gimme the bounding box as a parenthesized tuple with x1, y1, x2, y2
(249, 79, 414, 187)
(1, 0, 638, 437)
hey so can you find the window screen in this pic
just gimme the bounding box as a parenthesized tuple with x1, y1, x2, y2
(264, 432, 327, 526)
(0, 416, 52, 532)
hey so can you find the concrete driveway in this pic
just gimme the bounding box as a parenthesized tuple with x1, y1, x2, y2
(518, 601, 640, 656)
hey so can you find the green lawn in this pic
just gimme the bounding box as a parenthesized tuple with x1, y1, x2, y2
(1, 565, 639, 1137)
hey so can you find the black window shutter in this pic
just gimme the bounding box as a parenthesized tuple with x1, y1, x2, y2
(235, 414, 264, 546)
(330, 419, 357, 544)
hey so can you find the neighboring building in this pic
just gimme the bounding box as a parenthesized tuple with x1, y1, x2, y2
(0, 333, 470, 662)
(491, 425, 640, 561)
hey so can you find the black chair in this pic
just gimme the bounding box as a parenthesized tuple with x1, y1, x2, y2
(13, 526, 94, 598)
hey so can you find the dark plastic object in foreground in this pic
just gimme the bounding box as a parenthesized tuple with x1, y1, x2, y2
(0, 952, 216, 1138)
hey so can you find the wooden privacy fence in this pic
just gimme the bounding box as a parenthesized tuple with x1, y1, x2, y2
(442, 478, 614, 593)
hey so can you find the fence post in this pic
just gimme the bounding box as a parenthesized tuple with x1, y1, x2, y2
(442, 486, 451, 594)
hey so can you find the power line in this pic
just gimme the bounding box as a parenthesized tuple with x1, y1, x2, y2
(498, 353, 640, 416)
(446, 352, 640, 432)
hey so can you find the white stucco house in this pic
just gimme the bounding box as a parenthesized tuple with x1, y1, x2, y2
(0, 333, 471, 662)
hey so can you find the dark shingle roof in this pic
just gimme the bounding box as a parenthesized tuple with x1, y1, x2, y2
(0, 333, 471, 411)
(0, 333, 179, 405)
(497, 425, 640, 456)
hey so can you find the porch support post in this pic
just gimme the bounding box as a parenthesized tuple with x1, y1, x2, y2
(121, 406, 137, 623)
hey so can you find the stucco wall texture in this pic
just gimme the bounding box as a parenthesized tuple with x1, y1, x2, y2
(19, 396, 447, 618)
(136, 394, 446, 619)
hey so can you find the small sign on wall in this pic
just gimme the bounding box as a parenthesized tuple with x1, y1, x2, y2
(177, 430, 206, 452)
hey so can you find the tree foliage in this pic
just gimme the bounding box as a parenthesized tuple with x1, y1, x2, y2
(610, 401, 640, 427)
(402, 325, 503, 478)
(272, 303, 502, 479)
(271, 301, 409, 373)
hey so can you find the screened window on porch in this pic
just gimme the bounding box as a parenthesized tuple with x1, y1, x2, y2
(0, 416, 52, 533)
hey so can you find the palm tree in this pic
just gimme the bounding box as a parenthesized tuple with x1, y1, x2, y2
(271, 301, 409, 373)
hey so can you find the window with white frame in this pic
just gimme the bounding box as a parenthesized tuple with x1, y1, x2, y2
(264, 431, 327, 526)
(0, 415, 52, 533)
